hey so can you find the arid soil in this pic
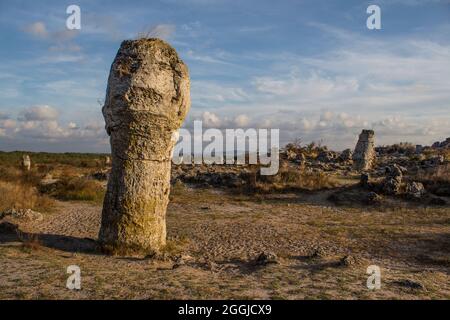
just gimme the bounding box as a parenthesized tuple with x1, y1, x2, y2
(1, 185, 449, 299)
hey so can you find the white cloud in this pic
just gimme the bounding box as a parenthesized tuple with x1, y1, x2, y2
(186, 50, 233, 65)
(202, 111, 222, 127)
(68, 122, 79, 130)
(0, 105, 107, 147)
(0, 119, 16, 129)
(17, 120, 69, 140)
(190, 24, 450, 148)
(19, 105, 59, 121)
(22, 21, 80, 54)
(191, 81, 249, 107)
(234, 114, 250, 127)
(49, 44, 82, 52)
(186, 108, 448, 150)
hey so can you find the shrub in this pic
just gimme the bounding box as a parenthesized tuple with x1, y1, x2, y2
(416, 163, 450, 183)
(413, 164, 450, 196)
(0, 180, 54, 212)
(52, 177, 105, 203)
(242, 167, 336, 193)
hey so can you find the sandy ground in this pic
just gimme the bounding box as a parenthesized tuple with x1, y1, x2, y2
(0, 187, 449, 299)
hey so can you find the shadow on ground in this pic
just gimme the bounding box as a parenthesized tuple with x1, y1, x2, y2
(0, 221, 98, 254)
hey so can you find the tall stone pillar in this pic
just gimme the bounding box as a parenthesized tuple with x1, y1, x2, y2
(352, 129, 375, 171)
(99, 39, 190, 254)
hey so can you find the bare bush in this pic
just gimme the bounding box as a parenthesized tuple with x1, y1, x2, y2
(243, 167, 337, 193)
(51, 177, 105, 203)
(0, 180, 54, 212)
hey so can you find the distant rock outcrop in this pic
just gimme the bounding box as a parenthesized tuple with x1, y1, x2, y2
(98, 38, 191, 254)
(352, 130, 375, 171)
(382, 164, 406, 195)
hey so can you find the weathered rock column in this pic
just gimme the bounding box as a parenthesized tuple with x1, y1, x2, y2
(99, 39, 190, 254)
(352, 129, 375, 171)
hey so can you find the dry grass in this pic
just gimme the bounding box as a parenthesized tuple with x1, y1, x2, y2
(417, 163, 450, 183)
(51, 177, 105, 204)
(244, 167, 338, 193)
(0, 180, 54, 212)
(0, 151, 108, 168)
(444, 149, 450, 162)
(413, 163, 450, 197)
(0, 162, 55, 212)
(0, 165, 23, 182)
(284, 140, 326, 159)
(1, 187, 449, 300)
(0, 151, 107, 209)
(377, 142, 416, 155)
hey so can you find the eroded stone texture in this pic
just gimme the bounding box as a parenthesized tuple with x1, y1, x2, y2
(382, 164, 406, 195)
(405, 181, 425, 199)
(99, 38, 190, 254)
(22, 155, 31, 171)
(352, 130, 375, 171)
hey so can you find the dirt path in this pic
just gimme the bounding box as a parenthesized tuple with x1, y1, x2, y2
(24, 201, 101, 239)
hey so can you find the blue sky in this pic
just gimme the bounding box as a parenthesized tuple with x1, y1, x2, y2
(0, 0, 449, 152)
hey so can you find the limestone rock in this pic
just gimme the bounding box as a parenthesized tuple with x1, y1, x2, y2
(352, 130, 375, 171)
(286, 149, 297, 161)
(254, 251, 278, 265)
(310, 246, 327, 258)
(405, 181, 425, 199)
(340, 255, 356, 267)
(0, 208, 43, 222)
(99, 38, 191, 254)
(22, 155, 31, 171)
(383, 177, 402, 195)
(382, 164, 405, 195)
(385, 164, 407, 177)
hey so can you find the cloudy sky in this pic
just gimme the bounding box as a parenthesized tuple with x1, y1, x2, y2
(0, 0, 449, 152)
